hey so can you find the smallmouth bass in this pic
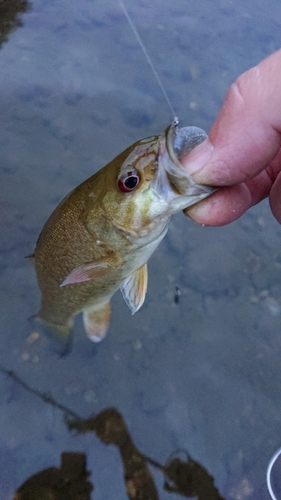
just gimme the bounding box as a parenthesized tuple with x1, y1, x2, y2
(33, 120, 215, 351)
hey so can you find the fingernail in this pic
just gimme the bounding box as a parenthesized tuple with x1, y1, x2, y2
(183, 200, 210, 222)
(180, 138, 213, 178)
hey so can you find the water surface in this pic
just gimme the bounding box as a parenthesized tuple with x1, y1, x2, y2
(1, 0, 281, 498)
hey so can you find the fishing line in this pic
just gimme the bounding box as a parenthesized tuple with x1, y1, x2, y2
(266, 447, 281, 500)
(118, 0, 177, 120)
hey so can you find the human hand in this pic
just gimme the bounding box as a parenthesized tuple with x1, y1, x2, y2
(181, 49, 281, 225)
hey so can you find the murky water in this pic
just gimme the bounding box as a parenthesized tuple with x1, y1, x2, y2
(1, 0, 281, 498)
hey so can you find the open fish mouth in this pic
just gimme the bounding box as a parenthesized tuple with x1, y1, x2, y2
(153, 118, 216, 210)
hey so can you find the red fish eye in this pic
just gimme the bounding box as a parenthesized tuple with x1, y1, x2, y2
(117, 169, 140, 193)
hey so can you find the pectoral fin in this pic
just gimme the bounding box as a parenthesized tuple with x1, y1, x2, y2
(61, 254, 119, 286)
(120, 264, 148, 314)
(83, 301, 111, 342)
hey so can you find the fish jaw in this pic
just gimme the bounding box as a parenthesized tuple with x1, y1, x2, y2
(152, 119, 216, 214)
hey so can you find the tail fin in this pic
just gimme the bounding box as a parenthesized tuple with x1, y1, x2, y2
(30, 314, 73, 356)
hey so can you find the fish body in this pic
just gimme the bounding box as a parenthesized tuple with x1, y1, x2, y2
(33, 121, 214, 349)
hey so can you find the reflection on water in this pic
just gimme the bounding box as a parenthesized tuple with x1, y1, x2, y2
(0, 0, 30, 48)
(14, 452, 93, 500)
(1, 0, 281, 499)
(4, 366, 224, 499)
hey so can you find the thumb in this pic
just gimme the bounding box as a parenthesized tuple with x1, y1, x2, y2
(181, 49, 281, 187)
(270, 171, 281, 223)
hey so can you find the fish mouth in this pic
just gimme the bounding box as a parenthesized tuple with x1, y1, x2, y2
(153, 119, 216, 211)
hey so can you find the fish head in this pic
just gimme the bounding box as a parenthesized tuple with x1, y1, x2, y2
(100, 120, 216, 239)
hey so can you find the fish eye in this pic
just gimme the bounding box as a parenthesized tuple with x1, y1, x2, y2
(117, 168, 140, 193)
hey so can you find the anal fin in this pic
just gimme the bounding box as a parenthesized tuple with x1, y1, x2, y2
(120, 263, 148, 314)
(83, 301, 111, 342)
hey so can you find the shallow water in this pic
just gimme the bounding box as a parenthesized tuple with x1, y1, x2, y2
(1, 0, 281, 498)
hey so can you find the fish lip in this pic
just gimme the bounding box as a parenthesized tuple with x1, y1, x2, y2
(166, 117, 209, 163)
(154, 117, 217, 208)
